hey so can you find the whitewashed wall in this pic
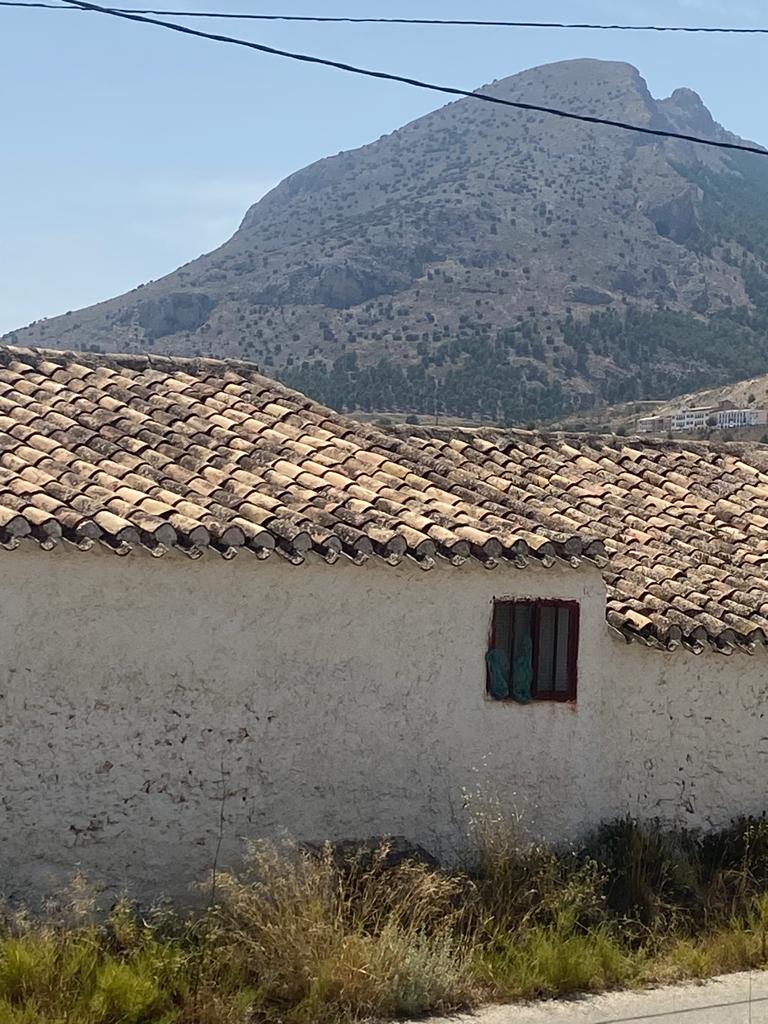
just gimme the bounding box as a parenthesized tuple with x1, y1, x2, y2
(0, 547, 766, 902)
(604, 642, 768, 829)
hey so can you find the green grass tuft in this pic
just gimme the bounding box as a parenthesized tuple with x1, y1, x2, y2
(2, 817, 768, 1021)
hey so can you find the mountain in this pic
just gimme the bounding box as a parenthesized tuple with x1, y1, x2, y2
(8, 58, 768, 425)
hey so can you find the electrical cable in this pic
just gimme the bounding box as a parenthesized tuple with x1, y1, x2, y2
(3, 1, 768, 34)
(47, 0, 768, 159)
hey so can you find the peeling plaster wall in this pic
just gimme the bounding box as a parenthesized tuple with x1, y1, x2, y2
(0, 547, 766, 901)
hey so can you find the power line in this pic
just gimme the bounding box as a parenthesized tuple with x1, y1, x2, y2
(4, 1, 768, 34)
(21, 0, 768, 159)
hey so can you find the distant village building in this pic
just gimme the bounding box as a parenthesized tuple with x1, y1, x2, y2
(717, 407, 768, 430)
(669, 406, 717, 432)
(636, 414, 668, 433)
(2, 347, 768, 903)
(638, 405, 768, 433)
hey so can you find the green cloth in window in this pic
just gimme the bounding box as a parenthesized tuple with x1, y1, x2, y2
(511, 633, 533, 704)
(486, 648, 510, 700)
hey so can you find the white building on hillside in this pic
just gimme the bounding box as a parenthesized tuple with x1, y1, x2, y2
(653, 406, 768, 433)
(717, 408, 768, 430)
(669, 406, 716, 431)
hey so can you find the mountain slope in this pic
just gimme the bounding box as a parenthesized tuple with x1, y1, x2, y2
(9, 58, 768, 424)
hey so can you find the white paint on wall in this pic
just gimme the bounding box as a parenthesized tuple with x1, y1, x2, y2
(0, 547, 766, 901)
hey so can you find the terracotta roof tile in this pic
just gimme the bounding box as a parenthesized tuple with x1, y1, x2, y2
(396, 419, 768, 654)
(6, 346, 768, 655)
(0, 351, 594, 569)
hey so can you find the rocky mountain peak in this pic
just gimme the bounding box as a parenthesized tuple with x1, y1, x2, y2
(659, 86, 720, 137)
(482, 59, 657, 125)
(8, 59, 768, 427)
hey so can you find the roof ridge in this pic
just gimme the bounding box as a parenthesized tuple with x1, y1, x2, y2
(0, 344, 382, 437)
(4, 348, 765, 457)
(0, 345, 267, 379)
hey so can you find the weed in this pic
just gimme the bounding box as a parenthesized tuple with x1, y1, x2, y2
(208, 839, 474, 1022)
(1, 818, 768, 1021)
(478, 919, 637, 999)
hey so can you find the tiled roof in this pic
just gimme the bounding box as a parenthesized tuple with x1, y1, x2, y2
(402, 424, 768, 655)
(3, 346, 767, 655)
(0, 348, 604, 573)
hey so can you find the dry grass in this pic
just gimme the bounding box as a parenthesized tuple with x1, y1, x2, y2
(206, 840, 475, 1022)
(3, 816, 768, 1022)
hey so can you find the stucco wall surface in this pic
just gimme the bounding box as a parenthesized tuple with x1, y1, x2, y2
(0, 547, 766, 901)
(606, 641, 768, 829)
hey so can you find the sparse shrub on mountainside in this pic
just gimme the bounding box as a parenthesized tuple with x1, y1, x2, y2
(281, 303, 768, 424)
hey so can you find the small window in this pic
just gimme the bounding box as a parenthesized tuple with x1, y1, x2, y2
(486, 600, 579, 704)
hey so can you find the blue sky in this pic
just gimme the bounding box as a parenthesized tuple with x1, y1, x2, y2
(1, 0, 766, 333)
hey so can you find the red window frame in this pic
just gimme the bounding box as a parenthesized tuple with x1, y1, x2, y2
(487, 599, 579, 703)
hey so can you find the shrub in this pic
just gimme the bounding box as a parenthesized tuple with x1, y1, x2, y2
(583, 818, 702, 929)
(208, 840, 474, 1022)
(4, 819, 768, 1020)
(465, 797, 605, 936)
